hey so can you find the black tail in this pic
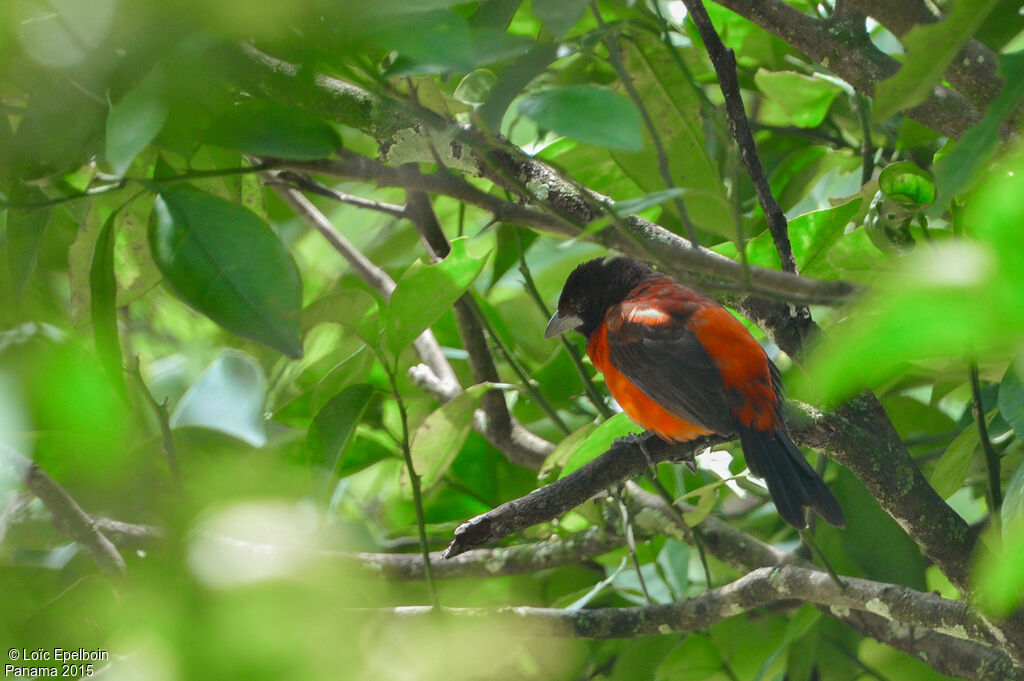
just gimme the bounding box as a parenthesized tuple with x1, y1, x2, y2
(738, 427, 845, 529)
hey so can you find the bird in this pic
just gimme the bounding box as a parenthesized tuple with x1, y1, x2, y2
(544, 256, 844, 529)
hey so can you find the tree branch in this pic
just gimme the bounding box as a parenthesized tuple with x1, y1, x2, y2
(405, 190, 552, 469)
(843, 0, 1004, 111)
(387, 566, 997, 646)
(711, 0, 983, 138)
(682, 0, 798, 274)
(2, 447, 125, 578)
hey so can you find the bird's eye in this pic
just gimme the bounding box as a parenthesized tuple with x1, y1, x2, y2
(573, 303, 584, 315)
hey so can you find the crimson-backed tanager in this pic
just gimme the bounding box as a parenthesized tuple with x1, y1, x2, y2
(545, 256, 844, 529)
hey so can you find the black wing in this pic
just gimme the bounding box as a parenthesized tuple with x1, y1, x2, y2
(606, 308, 736, 436)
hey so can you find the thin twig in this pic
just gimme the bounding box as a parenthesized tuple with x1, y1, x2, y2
(128, 356, 181, 488)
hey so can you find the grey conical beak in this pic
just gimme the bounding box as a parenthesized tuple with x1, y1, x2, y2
(544, 311, 582, 339)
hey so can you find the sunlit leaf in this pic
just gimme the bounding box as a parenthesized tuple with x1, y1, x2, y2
(519, 86, 643, 151)
(754, 70, 842, 128)
(540, 422, 598, 478)
(935, 53, 1024, 204)
(170, 351, 267, 447)
(929, 425, 979, 499)
(878, 162, 935, 206)
(406, 384, 491, 492)
(560, 412, 642, 479)
(386, 237, 489, 356)
(151, 185, 303, 357)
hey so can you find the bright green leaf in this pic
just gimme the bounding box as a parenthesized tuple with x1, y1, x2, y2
(519, 86, 643, 151)
(930, 425, 979, 499)
(386, 237, 489, 356)
(206, 99, 341, 160)
(170, 351, 268, 447)
(874, 0, 1001, 120)
(754, 70, 842, 128)
(151, 184, 303, 357)
(878, 162, 935, 206)
(540, 422, 598, 478)
(681, 485, 718, 526)
(976, 518, 1024, 616)
(406, 384, 491, 492)
(303, 290, 380, 345)
(308, 384, 376, 480)
(560, 412, 642, 479)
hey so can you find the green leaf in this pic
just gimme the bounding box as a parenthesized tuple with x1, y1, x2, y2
(170, 351, 268, 447)
(540, 422, 598, 478)
(657, 635, 724, 681)
(934, 53, 1024, 204)
(878, 162, 935, 206)
(303, 290, 380, 345)
(386, 237, 488, 356)
(754, 70, 842, 128)
(519, 86, 643, 151)
(976, 516, 1024, 616)
(308, 384, 376, 480)
(532, 0, 587, 37)
(105, 79, 168, 177)
(737, 198, 862, 271)
(206, 99, 341, 160)
(454, 69, 497, 105)
(998, 354, 1024, 440)
(89, 206, 124, 395)
(151, 184, 303, 357)
(610, 189, 687, 217)
(930, 425, 979, 499)
(560, 412, 642, 479)
(681, 485, 718, 526)
(6, 188, 51, 297)
(610, 37, 733, 237)
(873, 0, 1001, 120)
(407, 384, 491, 492)
(1002, 457, 1024, 534)
(379, 10, 533, 76)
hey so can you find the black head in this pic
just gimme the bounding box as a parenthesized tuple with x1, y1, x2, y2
(545, 257, 657, 339)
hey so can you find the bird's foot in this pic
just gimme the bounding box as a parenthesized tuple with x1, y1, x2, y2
(614, 430, 660, 474)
